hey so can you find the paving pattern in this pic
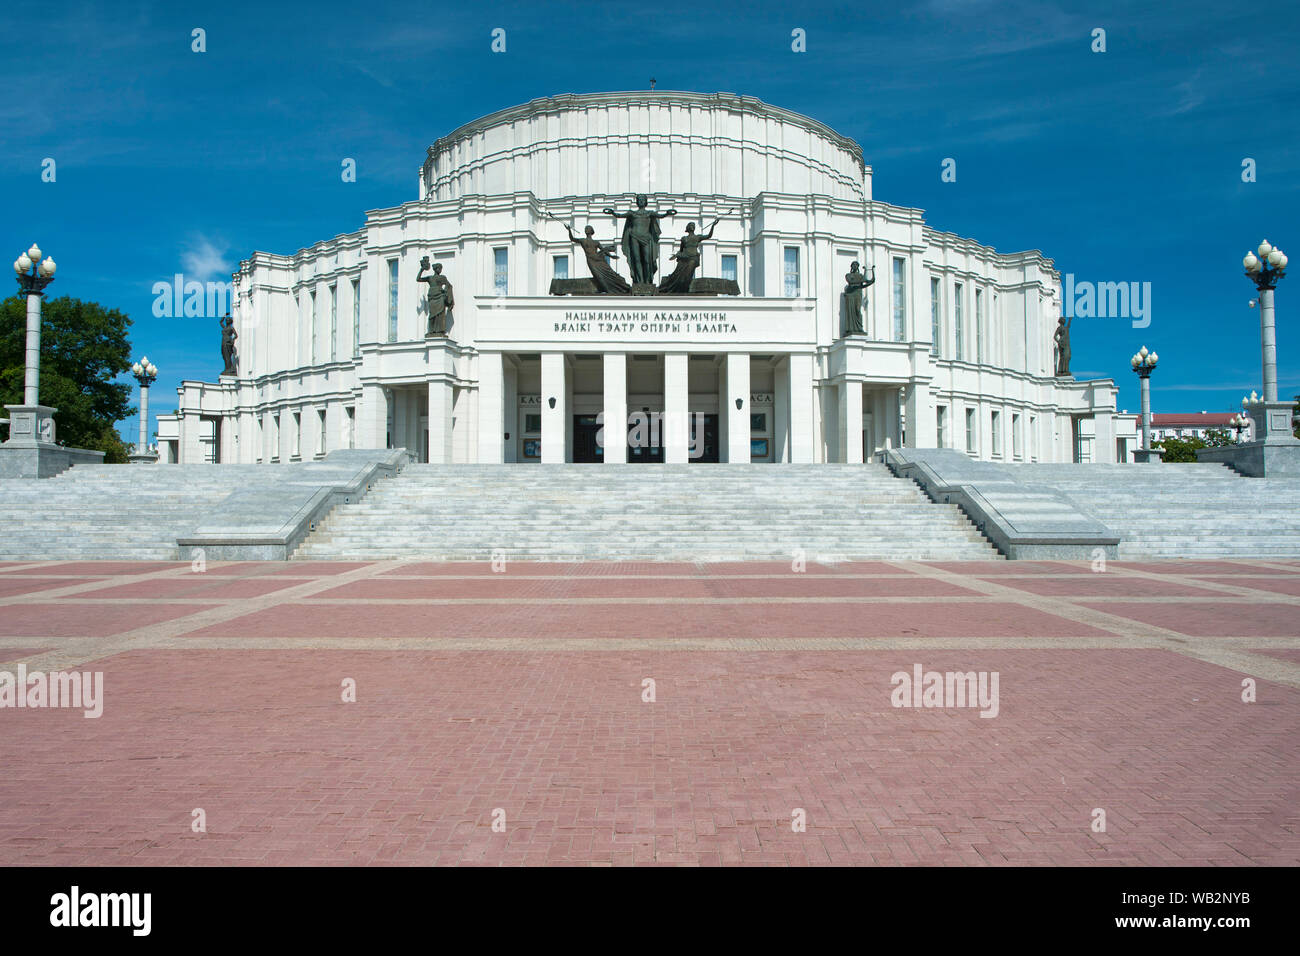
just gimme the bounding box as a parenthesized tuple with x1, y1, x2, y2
(1, 557, 1297, 866)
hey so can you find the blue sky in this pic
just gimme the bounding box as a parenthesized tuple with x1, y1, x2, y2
(3, 0, 1297, 442)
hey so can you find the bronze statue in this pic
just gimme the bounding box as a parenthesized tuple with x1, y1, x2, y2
(552, 214, 631, 294)
(417, 258, 454, 336)
(658, 217, 722, 294)
(602, 194, 677, 286)
(843, 262, 875, 336)
(1054, 316, 1072, 375)
(220, 314, 238, 375)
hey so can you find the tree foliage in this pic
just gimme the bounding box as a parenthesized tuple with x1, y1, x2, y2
(1150, 435, 1205, 463)
(1202, 427, 1234, 447)
(0, 295, 134, 463)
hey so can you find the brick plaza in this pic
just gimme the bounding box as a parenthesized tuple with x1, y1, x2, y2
(1, 557, 1297, 866)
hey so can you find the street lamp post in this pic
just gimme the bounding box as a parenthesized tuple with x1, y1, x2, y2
(1, 247, 107, 477)
(1243, 240, 1286, 403)
(1230, 412, 1251, 443)
(1130, 346, 1159, 451)
(13, 244, 57, 406)
(129, 357, 159, 463)
(3, 244, 62, 460)
(1237, 240, 1300, 462)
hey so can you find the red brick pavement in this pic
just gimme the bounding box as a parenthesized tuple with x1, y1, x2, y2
(0, 557, 1297, 866)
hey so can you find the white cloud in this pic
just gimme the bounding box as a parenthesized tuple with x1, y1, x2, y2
(181, 236, 232, 282)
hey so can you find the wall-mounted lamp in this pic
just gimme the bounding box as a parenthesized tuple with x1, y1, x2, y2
(548, 397, 556, 409)
(735, 397, 744, 410)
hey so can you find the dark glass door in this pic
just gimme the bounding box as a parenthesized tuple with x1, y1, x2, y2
(573, 414, 603, 463)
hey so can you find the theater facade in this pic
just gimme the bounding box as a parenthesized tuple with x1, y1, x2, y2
(156, 91, 1136, 466)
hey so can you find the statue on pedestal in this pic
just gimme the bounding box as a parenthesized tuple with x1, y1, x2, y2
(658, 217, 722, 294)
(552, 214, 631, 294)
(417, 258, 454, 336)
(602, 194, 677, 288)
(843, 262, 875, 336)
(1054, 316, 1072, 376)
(220, 314, 238, 375)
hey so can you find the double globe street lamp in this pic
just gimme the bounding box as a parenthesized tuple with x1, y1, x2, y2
(129, 357, 159, 463)
(1130, 346, 1159, 450)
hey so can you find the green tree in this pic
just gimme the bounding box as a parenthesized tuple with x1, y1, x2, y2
(1293, 394, 1299, 439)
(1, 295, 134, 463)
(1150, 435, 1206, 462)
(1202, 427, 1234, 447)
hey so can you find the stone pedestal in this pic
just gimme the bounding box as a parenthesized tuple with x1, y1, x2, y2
(0, 404, 106, 478)
(1133, 448, 1164, 463)
(128, 451, 160, 464)
(1196, 401, 1300, 476)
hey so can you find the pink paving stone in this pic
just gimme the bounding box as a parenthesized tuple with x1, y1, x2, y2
(0, 561, 187, 576)
(0, 648, 1294, 866)
(314, 576, 977, 601)
(924, 561, 1093, 575)
(1191, 576, 1300, 597)
(378, 562, 703, 577)
(990, 576, 1228, 598)
(1083, 601, 1300, 637)
(1115, 561, 1298, 576)
(77, 577, 308, 599)
(188, 600, 1107, 640)
(262, 562, 375, 575)
(0, 577, 91, 598)
(698, 561, 895, 575)
(0, 603, 212, 638)
(195, 562, 321, 577)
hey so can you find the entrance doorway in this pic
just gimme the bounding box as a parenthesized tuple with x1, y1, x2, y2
(693, 413, 719, 462)
(573, 414, 603, 463)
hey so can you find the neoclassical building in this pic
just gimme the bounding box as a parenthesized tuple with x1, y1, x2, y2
(156, 91, 1136, 466)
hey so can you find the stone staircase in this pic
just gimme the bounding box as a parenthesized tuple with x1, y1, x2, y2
(294, 463, 1000, 561)
(0, 464, 281, 561)
(1006, 462, 1300, 559)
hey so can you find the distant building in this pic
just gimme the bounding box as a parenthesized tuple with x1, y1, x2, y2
(1150, 412, 1251, 443)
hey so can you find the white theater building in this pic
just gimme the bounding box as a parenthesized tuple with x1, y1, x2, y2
(156, 91, 1136, 466)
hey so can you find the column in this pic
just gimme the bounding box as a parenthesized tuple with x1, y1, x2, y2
(1092, 409, 1116, 462)
(788, 353, 815, 463)
(477, 351, 505, 464)
(882, 389, 900, 450)
(359, 383, 388, 449)
(838, 379, 863, 463)
(137, 385, 150, 451)
(664, 352, 689, 463)
(1139, 375, 1152, 449)
(24, 292, 41, 405)
(726, 352, 750, 464)
(182, 411, 204, 463)
(1261, 287, 1277, 403)
(905, 381, 936, 447)
(603, 352, 627, 464)
(428, 379, 454, 463)
(541, 352, 567, 463)
(773, 358, 790, 462)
